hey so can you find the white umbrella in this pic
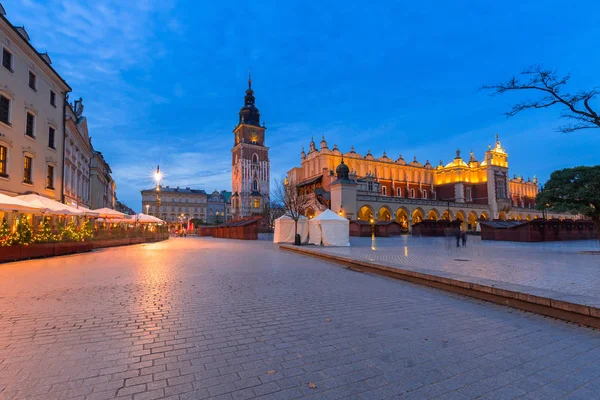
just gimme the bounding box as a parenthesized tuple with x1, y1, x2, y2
(72, 205, 100, 218)
(92, 207, 126, 219)
(0, 193, 45, 213)
(17, 194, 83, 216)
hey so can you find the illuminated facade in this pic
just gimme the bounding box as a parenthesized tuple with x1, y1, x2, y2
(288, 134, 570, 231)
(231, 75, 270, 218)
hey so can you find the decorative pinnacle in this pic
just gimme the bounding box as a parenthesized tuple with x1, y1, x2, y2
(248, 69, 252, 89)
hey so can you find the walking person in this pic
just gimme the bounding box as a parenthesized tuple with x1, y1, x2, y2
(455, 225, 461, 247)
(461, 230, 467, 247)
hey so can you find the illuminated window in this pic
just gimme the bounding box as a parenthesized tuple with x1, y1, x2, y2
(253, 198, 261, 208)
(0, 145, 7, 176)
(23, 155, 33, 184)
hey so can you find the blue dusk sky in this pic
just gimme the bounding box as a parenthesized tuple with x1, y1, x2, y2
(7, 0, 600, 210)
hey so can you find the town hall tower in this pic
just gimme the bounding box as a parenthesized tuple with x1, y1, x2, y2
(231, 74, 270, 218)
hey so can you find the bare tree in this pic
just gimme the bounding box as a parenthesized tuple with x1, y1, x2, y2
(262, 200, 285, 232)
(482, 65, 600, 133)
(272, 178, 310, 243)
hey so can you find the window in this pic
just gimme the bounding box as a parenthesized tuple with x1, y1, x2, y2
(466, 187, 472, 201)
(397, 187, 401, 197)
(253, 179, 258, 191)
(48, 127, 55, 149)
(23, 156, 33, 184)
(423, 190, 427, 199)
(2, 48, 12, 71)
(252, 153, 259, 163)
(410, 189, 415, 198)
(368, 182, 373, 191)
(50, 91, 56, 107)
(382, 186, 387, 196)
(28, 71, 37, 91)
(0, 145, 7, 176)
(253, 198, 261, 208)
(25, 112, 35, 137)
(46, 165, 54, 189)
(0, 95, 10, 125)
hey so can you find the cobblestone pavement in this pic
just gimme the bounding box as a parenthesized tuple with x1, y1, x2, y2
(302, 236, 600, 304)
(1, 237, 600, 400)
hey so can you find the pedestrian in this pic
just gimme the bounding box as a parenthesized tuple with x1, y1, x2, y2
(455, 225, 461, 247)
(461, 230, 467, 247)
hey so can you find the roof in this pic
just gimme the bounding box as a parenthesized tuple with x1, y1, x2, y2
(480, 220, 527, 229)
(0, 12, 71, 92)
(146, 186, 207, 194)
(221, 191, 232, 202)
(297, 175, 322, 187)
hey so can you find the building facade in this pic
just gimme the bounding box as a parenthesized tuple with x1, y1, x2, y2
(231, 75, 270, 218)
(0, 9, 71, 200)
(288, 134, 572, 231)
(63, 98, 92, 208)
(89, 150, 115, 209)
(141, 186, 231, 224)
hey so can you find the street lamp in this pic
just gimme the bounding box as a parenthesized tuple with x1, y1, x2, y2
(153, 165, 163, 218)
(145, 204, 150, 215)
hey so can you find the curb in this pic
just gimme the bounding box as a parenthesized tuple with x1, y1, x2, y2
(280, 244, 600, 329)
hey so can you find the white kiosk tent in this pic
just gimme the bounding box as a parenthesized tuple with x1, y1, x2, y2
(273, 215, 309, 244)
(308, 209, 350, 246)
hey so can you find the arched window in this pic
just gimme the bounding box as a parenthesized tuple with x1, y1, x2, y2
(252, 153, 259, 163)
(253, 179, 258, 191)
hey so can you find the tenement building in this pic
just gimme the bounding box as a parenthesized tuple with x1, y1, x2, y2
(63, 98, 93, 208)
(0, 8, 71, 200)
(89, 150, 115, 209)
(141, 186, 231, 224)
(231, 75, 270, 218)
(288, 134, 571, 231)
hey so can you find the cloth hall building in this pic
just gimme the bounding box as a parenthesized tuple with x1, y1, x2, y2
(287, 134, 571, 231)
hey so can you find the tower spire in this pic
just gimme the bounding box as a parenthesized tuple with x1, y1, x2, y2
(248, 68, 252, 89)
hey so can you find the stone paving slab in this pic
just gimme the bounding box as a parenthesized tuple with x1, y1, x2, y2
(1, 237, 600, 400)
(284, 236, 600, 305)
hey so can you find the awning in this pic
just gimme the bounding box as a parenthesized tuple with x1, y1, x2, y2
(17, 194, 84, 216)
(0, 193, 46, 213)
(92, 208, 126, 219)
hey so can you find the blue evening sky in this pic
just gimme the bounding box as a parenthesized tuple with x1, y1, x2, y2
(8, 0, 600, 210)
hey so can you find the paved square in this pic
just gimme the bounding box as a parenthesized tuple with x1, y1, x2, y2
(300, 236, 600, 306)
(1, 237, 600, 400)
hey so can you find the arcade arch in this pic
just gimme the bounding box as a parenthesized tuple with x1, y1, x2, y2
(427, 208, 440, 221)
(358, 205, 374, 221)
(378, 206, 392, 221)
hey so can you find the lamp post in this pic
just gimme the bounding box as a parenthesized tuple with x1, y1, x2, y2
(153, 165, 162, 219)
(145, 204, 150, 215)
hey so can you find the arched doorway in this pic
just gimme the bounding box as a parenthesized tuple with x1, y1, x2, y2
(427, 208, 440, 221)
(498, 211, 507, 221)
(442, 209, 454, 221)
(378, 206, 392, 221)
(412, 208, 424, 224)
(358, 205, 374, 221)
(468, 211, 478, 231)
(395, 207, 409, 230)
(480, 212, 489, 221)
